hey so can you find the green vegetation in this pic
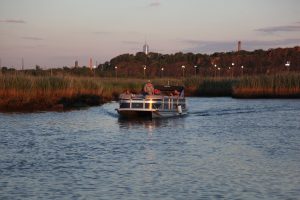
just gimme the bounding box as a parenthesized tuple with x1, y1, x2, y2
(0, 74, 191, 112)
(98, 46, 300, 77)
(185, 73, 300, 98)
(196, 78, 237, 96)
(0, 74, 145, 112)
(0, 46, 299, 112)
(233, 73, 300, 98)
(0, 74, 142, 111)
(1, 46, 299, 78)
(1, 72, 299, 112)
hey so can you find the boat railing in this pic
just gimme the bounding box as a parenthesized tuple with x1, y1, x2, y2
(119, 94, 186, 111)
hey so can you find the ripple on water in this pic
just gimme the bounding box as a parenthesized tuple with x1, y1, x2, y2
(0, 98, 300, 199)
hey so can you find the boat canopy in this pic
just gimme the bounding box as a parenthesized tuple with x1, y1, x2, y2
(154, 85, 184, 96)
(154, 85, 184, 92)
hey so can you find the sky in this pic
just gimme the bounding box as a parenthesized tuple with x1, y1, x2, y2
(0, 0, 300, 68)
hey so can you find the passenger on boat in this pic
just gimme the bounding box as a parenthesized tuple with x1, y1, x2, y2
(143, 80, 154, 95)
(170, 89, 180, 96)
(173, 89, 180, 96)
(120, 89, 132, 99)
(154, 89, 161, 95)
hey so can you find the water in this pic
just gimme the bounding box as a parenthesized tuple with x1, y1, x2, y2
(0, 98, 300, 199)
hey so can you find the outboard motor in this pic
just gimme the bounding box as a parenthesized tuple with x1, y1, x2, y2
(178, 105, 182, 115)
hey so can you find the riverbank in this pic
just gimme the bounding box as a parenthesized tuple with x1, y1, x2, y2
(232, 73, 300, 98)
(0, 75, 143, 112)
(0, 73, 299, 112)
(186, 73, 300, 98)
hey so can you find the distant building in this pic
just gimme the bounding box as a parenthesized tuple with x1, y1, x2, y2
(75, 60, 79, 68)
(22, 57, 24, 70)
(143, 42, 149, 55)
(89, 58, 93, 70)
(237, 41, 242, 52)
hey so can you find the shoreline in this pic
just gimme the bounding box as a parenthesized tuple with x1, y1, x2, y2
(1, 91, 299, 113)
(1, 73, 299, 113)
(0, 93, 110, 113)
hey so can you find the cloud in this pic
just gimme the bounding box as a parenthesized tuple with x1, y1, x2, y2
(148, 1, 161, 7)
(246, 38, 300, 47)
(22, 36, 44, 41)
(92, 31, 112, 35)
(122, 41, 139, 45)
(0, 19, 26, 24)
(182, 40, 236, 53)
(50, 55, 78, 60)
(22, 44, 47, 49)
(93, 30, 141, 37)
(180, 38, 300, 53)
(149, 2, 160, 7)
(256, 23, 300, 34)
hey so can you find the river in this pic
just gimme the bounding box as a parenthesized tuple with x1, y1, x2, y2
(0, 98, 300, 199)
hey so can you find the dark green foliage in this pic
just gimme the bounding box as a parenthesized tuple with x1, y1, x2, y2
(1, 46, 299, 78)
(197, 78, 236, 96)
(236, 73, 300, 89)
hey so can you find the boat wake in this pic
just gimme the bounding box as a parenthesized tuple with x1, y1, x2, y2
(105, 110, 119, 118)
(190, 105, 299, 117)
(191, 108, 257, 117)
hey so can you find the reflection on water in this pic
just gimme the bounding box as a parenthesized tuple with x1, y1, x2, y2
(0, 98, 300, 200)
(118, 116, 185, 132)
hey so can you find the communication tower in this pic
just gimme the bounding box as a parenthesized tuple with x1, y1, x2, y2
(89, 58, 93, 70)
(143, 41, 149, 55)
(22, 57, 24, 70)
(75, 60, 79, 68)
(238, 41, 242, 52)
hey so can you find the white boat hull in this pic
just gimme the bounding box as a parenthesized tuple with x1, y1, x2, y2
(116, 108, 187, 119)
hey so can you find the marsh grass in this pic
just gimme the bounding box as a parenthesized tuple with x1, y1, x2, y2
(233, 73, 300, 98)
(0, 73, 299, 111)
(0, 75, 145, 111)
(0, 74, 181, 111)
(196, 78, 237, 96)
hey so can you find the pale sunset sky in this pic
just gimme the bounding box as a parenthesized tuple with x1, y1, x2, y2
(0, 0, 299, 68)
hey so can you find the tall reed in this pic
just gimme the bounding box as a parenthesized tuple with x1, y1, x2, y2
(233, 73, 300, 98)
(197, 77, 237, 96)
(0, 74, 176, 111)
(1, 73, 299, 111)
(0, 75, 139, 111)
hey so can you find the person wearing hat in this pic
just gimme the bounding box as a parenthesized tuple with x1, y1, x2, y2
(143, 80, 154, 95)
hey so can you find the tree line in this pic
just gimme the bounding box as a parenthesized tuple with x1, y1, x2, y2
(1, 46, 299, 78)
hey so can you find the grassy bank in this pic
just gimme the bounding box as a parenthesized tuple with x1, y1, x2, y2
(233, 73, 300, 98)
(0, 75, 145, 112)
(0, 74, 188, 112)
(183, 77, 236, 96)
(183, 73, 300, 98)
(0, 73, 299, 112)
